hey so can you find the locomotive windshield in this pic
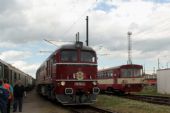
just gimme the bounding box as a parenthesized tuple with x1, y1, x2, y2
(80, 51, 96, 63)
(121, 68, 142, 77)
(61, 50, 77, 62)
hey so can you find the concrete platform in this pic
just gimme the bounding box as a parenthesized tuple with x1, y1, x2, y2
(12, 89, 69, 113)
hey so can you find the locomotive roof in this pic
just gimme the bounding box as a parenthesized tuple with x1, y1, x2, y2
(37, 42, 96, 71)
(98, 64, 143, 72)
(59, 43, 95, 51)
(47, 43, 95, 59)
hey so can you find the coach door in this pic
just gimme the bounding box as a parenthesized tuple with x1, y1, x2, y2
(4, 65, 9, 81)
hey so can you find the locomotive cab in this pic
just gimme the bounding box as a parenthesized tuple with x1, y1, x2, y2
(36, 41, 100, 105)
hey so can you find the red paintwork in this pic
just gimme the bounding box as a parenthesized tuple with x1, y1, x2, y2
(98, 64, 144, 93)
(53, 65, 97, 94)
(144, 79, 157, 85)
(36, 43, 98, 104)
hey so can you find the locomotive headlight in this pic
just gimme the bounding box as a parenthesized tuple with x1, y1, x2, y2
(61, 81, 65, 86)
(92, 81, 97, 86)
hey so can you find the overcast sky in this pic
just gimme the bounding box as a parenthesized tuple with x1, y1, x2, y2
(0, 0, 170, 78)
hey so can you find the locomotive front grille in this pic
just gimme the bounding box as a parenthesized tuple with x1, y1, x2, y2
(93, 87, 100, 94)
(65, 88, 73, 94)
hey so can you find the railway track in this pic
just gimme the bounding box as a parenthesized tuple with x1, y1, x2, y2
(103, 91, 170, 106)
(69, 105, 117, 113)
(123, 94, 170, 106)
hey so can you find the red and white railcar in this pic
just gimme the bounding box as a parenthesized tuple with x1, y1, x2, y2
(97, 64, 144, 93)
(36, 41, 100, 105)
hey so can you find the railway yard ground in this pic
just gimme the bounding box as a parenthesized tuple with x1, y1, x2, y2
(13, 89, 170, 113)
(15, 90, 70, 113)
(94, 95, 170, 113)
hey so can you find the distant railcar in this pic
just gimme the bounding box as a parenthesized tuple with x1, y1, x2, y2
(143, 74, 157, 86)
(36, 41, 100, 105)
(97, 64, 144, 93)
(0, 59, 35, 89)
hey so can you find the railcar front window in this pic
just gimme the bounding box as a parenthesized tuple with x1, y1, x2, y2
(81, 51, 96, 62)
(121, 69, 142, 77)
(61, 50, 77, 62)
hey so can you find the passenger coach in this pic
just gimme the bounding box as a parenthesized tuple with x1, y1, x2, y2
(36, 41, 100, 105)
(97, 64, 144, 93)
(0, 59, 34, 89)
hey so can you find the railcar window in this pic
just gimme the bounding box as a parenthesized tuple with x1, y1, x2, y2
(61, 50, 77, 62)
(81, 51, 95, 62)
(121, 69, 142, 77)
(110, 73, 113, 77)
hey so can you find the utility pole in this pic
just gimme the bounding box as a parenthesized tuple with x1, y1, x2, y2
(75, 32, 80, 42)
(86, 16, 89, 46)
(127, 32, 132, 64)
(143, 64, 145, 75)
(153, 67, 155, 74)
(158, 58, 160, 69)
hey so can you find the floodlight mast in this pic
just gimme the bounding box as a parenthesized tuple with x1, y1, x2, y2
(127, 31, 132, 64)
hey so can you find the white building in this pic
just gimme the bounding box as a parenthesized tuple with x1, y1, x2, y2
(157, 69, 170, 94)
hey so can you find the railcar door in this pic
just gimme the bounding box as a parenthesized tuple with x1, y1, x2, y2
(113, 70, 118, 84)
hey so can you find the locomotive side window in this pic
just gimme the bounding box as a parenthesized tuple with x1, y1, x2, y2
(81, 51, 95, 62)
(61, 50, 77, 62)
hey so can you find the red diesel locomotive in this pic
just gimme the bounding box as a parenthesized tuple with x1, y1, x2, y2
(97, 64, 144, 94)
(36, 41, 100, 105)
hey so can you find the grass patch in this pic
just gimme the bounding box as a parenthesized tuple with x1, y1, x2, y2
(135, 85, 170, 97)
(94, 95, 170, 113)
(137, 85, 157, 95)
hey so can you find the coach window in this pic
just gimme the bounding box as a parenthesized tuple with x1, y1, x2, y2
(14, 73, 17, 82)
(19, 74, 21, 80)
(0, 65, 2, 79)
(61, 50, 77, 62)
(81, 51, 96, 62)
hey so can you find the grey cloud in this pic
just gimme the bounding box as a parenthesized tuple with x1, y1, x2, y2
(134, 38, 170, 52)
(0, 0, 17, 13)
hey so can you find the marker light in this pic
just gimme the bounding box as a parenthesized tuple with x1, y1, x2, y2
(61, 81, 65, 86)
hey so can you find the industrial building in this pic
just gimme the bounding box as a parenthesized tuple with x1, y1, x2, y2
(157, 69, 170, 94)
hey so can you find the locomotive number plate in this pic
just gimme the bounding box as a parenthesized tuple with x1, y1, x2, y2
(74, 82, 85, 86)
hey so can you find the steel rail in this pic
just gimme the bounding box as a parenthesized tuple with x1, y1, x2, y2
(68, 105, 118, 113)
